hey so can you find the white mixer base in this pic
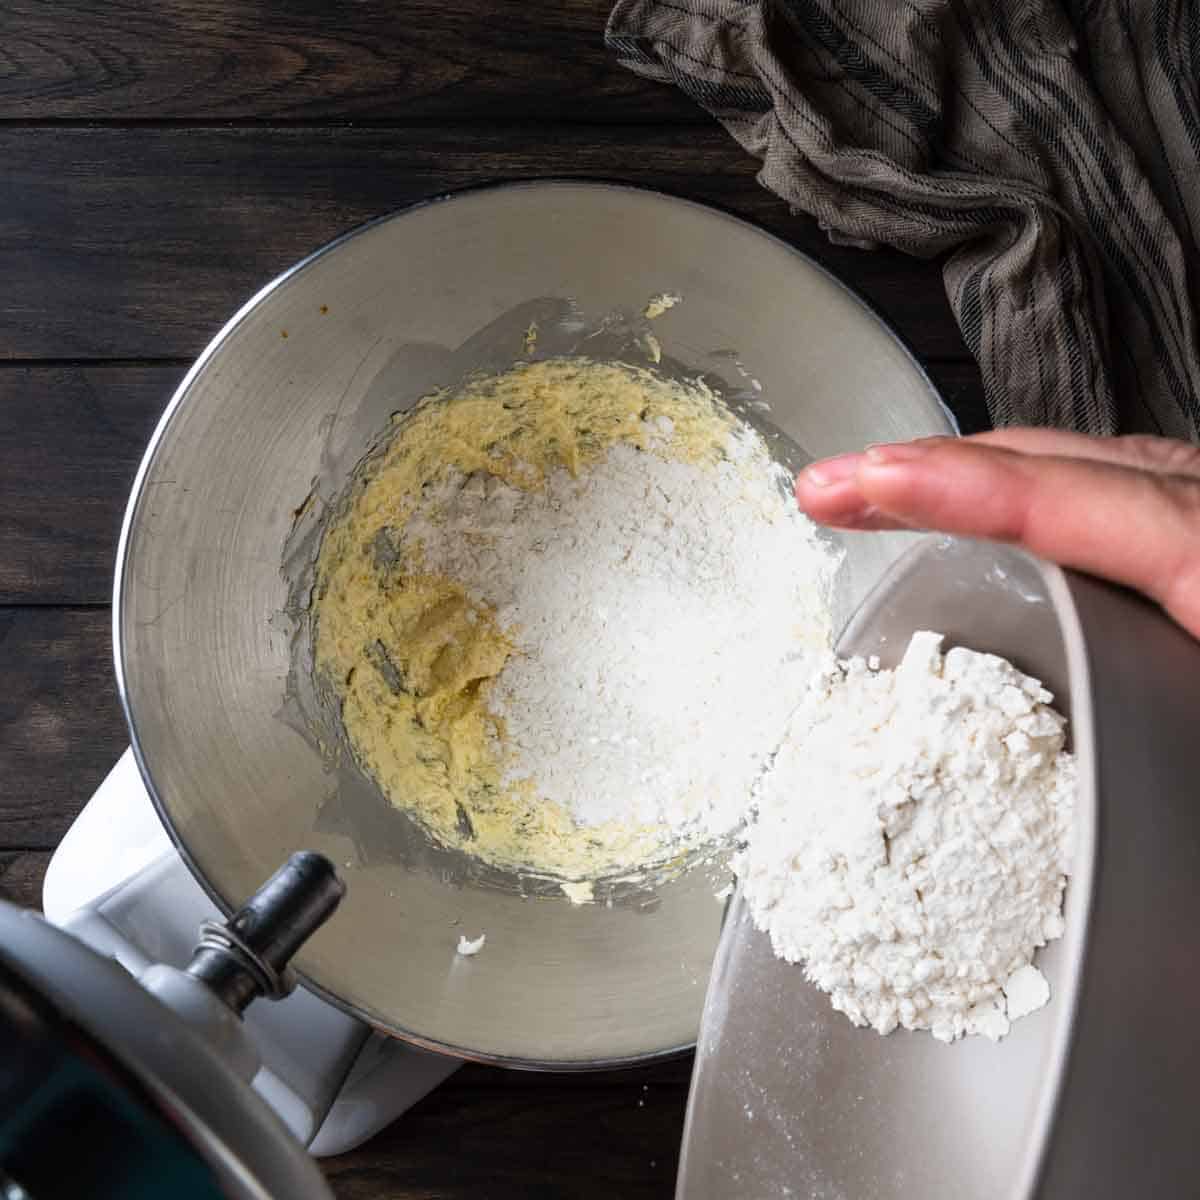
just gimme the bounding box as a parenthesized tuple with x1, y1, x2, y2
(42, 749, 460, 1157)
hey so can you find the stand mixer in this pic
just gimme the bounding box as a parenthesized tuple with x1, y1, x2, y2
(2, 852, 354, 1198)
(40, 751, 457, 1156)
(3, 181, 959, 1189)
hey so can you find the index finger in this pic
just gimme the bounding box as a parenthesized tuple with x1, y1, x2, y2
(809, 440, 1200, 639)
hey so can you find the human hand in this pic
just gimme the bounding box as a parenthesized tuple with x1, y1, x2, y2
(795, 429, 1200, 640)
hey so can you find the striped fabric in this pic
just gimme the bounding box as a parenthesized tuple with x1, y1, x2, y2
(607, 0, 1200, 438)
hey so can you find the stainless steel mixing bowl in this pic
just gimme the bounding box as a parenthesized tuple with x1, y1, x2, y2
(115, 181, 955, 1066)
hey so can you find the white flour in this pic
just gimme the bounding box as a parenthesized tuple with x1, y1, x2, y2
(740, 631, 1076, 1043)
(404, 425, 840, 845)
(456, 933, 486, 956)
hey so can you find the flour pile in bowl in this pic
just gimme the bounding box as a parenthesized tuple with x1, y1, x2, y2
(739, 631, 1077, 1043)
(313, 357, 840, 881)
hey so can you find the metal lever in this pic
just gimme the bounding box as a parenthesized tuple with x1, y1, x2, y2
(186, 852, 345, 1015)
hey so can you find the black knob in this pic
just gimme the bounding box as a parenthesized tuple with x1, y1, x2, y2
(186, 853, 345, 1015)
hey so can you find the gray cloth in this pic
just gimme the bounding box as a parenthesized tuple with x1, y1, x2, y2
(607, 0, 1200, 438)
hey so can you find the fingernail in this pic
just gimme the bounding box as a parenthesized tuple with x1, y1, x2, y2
(834, 505, 925, 532)
(837, 503, 881, 527)
(802, 452, 864, 488)
(864, 439, 941, 466)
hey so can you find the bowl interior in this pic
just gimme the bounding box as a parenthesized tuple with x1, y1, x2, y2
(116, 182, 954, 1065)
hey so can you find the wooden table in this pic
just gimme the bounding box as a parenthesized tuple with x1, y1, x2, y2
(0, 4, 986, 1195)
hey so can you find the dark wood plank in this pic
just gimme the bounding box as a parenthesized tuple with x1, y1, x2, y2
(0, 848, 48, 908)
(0, 366, 184, 605)
(0, 362, 984, 606)
(1, 0, 699, 125)
(0, 608, 125, 848)
(325, 1061, 690, 1200)
(0, 126, 967, 362)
